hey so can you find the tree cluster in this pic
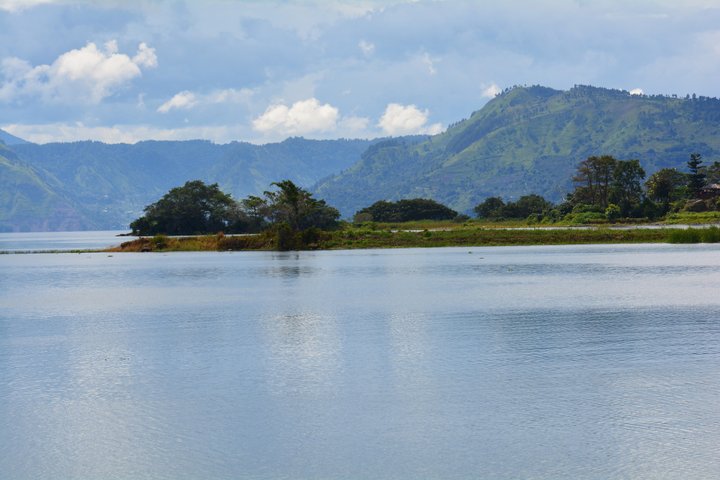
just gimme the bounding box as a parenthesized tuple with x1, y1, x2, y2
(354, 198, 458, 223)
(130, 179, 339, 241)
(472, 153, 720, 224)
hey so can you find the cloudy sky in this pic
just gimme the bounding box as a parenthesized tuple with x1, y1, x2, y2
(1, 0, 719, 144)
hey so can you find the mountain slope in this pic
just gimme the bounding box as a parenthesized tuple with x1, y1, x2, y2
(0, 144, 97, 232)
(0, 128, 28, 146)
(9, 137, 374, 230)
(314, 85, 720, 216)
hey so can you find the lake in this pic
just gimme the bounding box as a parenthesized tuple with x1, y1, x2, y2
(1, 239, 720, 479)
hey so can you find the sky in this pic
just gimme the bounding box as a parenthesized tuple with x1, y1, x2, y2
(1, 0, 719, 144)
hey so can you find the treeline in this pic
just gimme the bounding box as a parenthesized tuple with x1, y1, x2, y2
(474, 153, 720, 223)
(130, 152, 719, 250)
(130, 180, 340, 250)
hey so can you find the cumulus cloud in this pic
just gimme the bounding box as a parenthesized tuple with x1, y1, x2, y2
(629, 88, 644, 95)
(378, 103, 442, 136)
(481, 83, 502, 98)
(0, 41, 157, 104)
(252, 98, 339, 136)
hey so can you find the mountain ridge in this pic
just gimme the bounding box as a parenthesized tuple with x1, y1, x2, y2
(314, 85, 720, 216)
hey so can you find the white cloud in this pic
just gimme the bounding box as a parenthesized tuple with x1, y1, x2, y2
(157, 91, 198, 113)
(481, 83, 502, 98)
(157, 87, 254, 113)
(1, 122, 243, 144)
(0, 41, 157, 104)
(338, 115, 371, 135)
(0, 0, 57, 12)
(359, 40, 375, 57)
(252, 98, 339, 136)
(629, 88, 644, 95)
(378, 103, 442, 136)
(421, 52, 437, 75)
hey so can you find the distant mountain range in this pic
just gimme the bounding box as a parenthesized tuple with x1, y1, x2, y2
(0, 136, 375, 231)
(315, 85, 720, 216)
(2, 84, 720, 231)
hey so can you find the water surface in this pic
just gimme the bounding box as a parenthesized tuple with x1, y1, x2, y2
(1, 241, 719, 479)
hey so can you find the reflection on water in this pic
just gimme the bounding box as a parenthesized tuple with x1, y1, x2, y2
(1, 242, 720, 479)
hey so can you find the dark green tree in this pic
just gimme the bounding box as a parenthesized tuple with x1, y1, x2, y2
(356, 198, 457, 222)
(130, 180, 243, 235)
(645, 168, 687, 205)
(571, 155, 617, 208)
(253, 179, 340, 231)
(474, 197, 506, 219)
(503, 194, 553, 219)
(687, 153, 706, 198)
(609, 159, 645, 216)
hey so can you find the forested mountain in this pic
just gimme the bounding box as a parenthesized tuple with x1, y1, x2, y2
(0, 142, 95, 231)
(4, 84, 720, 231)
(314, 85, 720, 216)
(1, 138, 374, 231)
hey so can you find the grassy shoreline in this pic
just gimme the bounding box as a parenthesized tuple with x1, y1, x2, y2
(107, 224, 720, 253)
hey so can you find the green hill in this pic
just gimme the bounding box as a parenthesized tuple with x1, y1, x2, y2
(7, 137, 374, 231)
(314, 85, 720, 216)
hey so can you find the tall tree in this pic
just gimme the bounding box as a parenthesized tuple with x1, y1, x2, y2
(572, 155, 617, 208)
(609, 159, 645, 215)
(687, 153, 706, 198)
(645, 168, 687, 205)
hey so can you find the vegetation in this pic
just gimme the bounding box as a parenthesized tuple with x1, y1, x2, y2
(354, 198, 458, 223)
(4, 137, 373, 231)
(469, 152, 720, 226)
(314, 85, 720, 216)
(129, 179, 340, 250)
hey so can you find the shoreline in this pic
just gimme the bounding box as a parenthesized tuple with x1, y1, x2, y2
(106, 225, 719, 253)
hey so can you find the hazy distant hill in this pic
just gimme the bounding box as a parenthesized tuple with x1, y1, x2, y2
(0, 143, 98, 231)
(314, 85, 720, 216)
(0, 128, 28, 146)
(4, 138, 374, 231)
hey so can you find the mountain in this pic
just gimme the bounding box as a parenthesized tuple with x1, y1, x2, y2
(0, 143, 98, 232)
(4, 137, 375, 231)
(314, 85, 720, 216)
(0, 129, 29, 146)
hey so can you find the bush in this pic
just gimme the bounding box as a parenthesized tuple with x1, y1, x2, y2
(605, 203, 621, 222)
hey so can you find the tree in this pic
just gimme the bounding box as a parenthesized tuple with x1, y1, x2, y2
(474, 197, 505, 219)
(356, 198, 457, 222)
(130, 180, 243, 235)
(701, 161, 720, 185)
(252, 179, 340, 231)
(609, 159, 645, 216)
(687, 153, 706, 198)
(504, 194, 553, 219)
(571, 155, 617, 208)
(645, 168, 687, 205)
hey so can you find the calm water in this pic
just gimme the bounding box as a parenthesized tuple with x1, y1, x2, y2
(0, 230, 132, 252)
(1, 240, 720, 479)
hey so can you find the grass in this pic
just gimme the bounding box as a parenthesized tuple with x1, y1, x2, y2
(108, 224, 691, 252)
(663, 211, 720, 225)
(668, 227, 720, 244)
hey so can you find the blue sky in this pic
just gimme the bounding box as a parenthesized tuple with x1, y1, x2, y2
(1, 0, 719, 144)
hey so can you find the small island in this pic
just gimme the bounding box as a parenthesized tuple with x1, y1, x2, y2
(113, 153, 720, 252)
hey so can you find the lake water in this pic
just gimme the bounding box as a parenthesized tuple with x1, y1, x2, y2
(0, 230, 131, 252)
(1, 239, 720, 479)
